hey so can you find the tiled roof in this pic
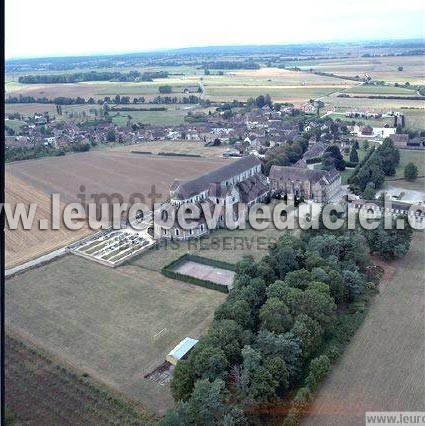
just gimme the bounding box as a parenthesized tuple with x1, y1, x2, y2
(171, 155, 261, 200)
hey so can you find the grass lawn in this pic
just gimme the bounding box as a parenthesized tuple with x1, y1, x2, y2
(6, 254, 225, 415)
(111, 108, 188, 126)
(392, 149, 425, 178)
(402, 109, 425, 132)
(129, 220, 299, 272)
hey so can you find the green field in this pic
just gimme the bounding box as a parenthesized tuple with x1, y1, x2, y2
(344, 84, 418, 96)
(111, 107, 189, 126)
(393, 149, 425, 178)
(6, 254, 225, 415)
(402, 109, 425, 131)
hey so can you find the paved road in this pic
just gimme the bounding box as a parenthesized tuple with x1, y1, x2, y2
(5, 247, 68, 278)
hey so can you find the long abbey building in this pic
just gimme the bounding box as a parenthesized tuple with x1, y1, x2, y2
(160, 155, 270, 240)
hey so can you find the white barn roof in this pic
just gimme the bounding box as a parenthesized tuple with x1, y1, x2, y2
(167, 337, 199, 363)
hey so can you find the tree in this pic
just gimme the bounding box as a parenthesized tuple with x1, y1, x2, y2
(363, 216, 413, 260)
(259, 298, 293, 333)
(398, 66, 403, 71)
(404, 162, 418, 180)
(362, 182, 376, 200)
(106, 129, 116, 142)
(292, 314, 323, 359)
(306, 355, 330, 390)
(192, 345, 229, 381)
(159, 85, 173, 94)
(170, 359, 196, 401)
(322, 146, 345, 171)
(301, 288, 336, 330)
(349, 146, 359, 163)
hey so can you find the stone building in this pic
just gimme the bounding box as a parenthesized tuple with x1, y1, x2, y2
(269, 165, 341, 202)
(161, 155, 270, 240)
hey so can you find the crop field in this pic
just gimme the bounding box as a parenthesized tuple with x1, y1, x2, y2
(402, 109, 425, 131)
(116, 140, 227, 158)
(111, 107, 189, 126)
(323, 93, 425, 114)
(5, 254, 226, 414)
(296, 55, 425, 85)
(5, 174, 92, 268)
(5, 152, 225, 268)
(303, 231, 425, 426)
(5, 332, 152, 424)
(5, 67, 357, 105)
(343, 84, 418, 96)
(324, 113, 395, 128)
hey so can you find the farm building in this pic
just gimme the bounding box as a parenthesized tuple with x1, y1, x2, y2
(166, 337, 199, 365)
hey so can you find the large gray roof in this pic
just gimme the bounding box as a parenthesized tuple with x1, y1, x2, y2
(171, 155, 261, 200)
(269, 165, 338, 184)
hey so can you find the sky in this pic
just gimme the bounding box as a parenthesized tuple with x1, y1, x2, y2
(5, 0, 425, 59)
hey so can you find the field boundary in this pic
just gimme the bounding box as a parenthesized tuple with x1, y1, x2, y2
(161, 254, 235, 293)
(130, 150, 202, 158)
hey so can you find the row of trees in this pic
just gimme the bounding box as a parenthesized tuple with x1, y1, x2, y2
(18, 70, 168, 84)
(349, 139, 400, 195)
(6, 93, 203, 106)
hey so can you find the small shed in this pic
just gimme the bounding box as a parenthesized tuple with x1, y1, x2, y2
(166, 337, 199, 365)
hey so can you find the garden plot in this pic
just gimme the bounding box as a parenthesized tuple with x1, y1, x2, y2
(72, 228, 155, 267)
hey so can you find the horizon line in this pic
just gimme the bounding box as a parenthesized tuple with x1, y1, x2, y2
(6, 36, 424, 61)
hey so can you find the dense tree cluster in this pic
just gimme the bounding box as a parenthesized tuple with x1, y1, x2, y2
(165, 231, 376, 424)
(199, 61, 260, 70)
(18, 70, 168, 84)
(5, 141, 91, 162)
(264, 135, 310, 174)
(363, 216, 413, 260)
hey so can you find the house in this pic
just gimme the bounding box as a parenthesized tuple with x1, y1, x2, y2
(269, 166, 341, 202)
(390, 133, 409, 148)
(161, 156, 270, 240)
(166, 337, 199, 365)
(303, 142, 327, 162)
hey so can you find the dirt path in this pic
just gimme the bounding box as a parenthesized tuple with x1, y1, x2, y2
(303, 231, 425, 426)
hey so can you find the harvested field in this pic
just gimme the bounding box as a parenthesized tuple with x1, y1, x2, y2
(5, 174, 92, 268)
(6, 151, 224, 205)
(5, 332, 153, 425)
(303, 231, 425, 426)
(172, 260, 235, 287)
(5, 152, 225, 268)
(5, 255, 226, 414)
(297, 55, 425, 85)
(323, 93, 425, 112)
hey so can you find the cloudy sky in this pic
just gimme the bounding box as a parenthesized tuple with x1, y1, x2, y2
(5, 0, 425, 58)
